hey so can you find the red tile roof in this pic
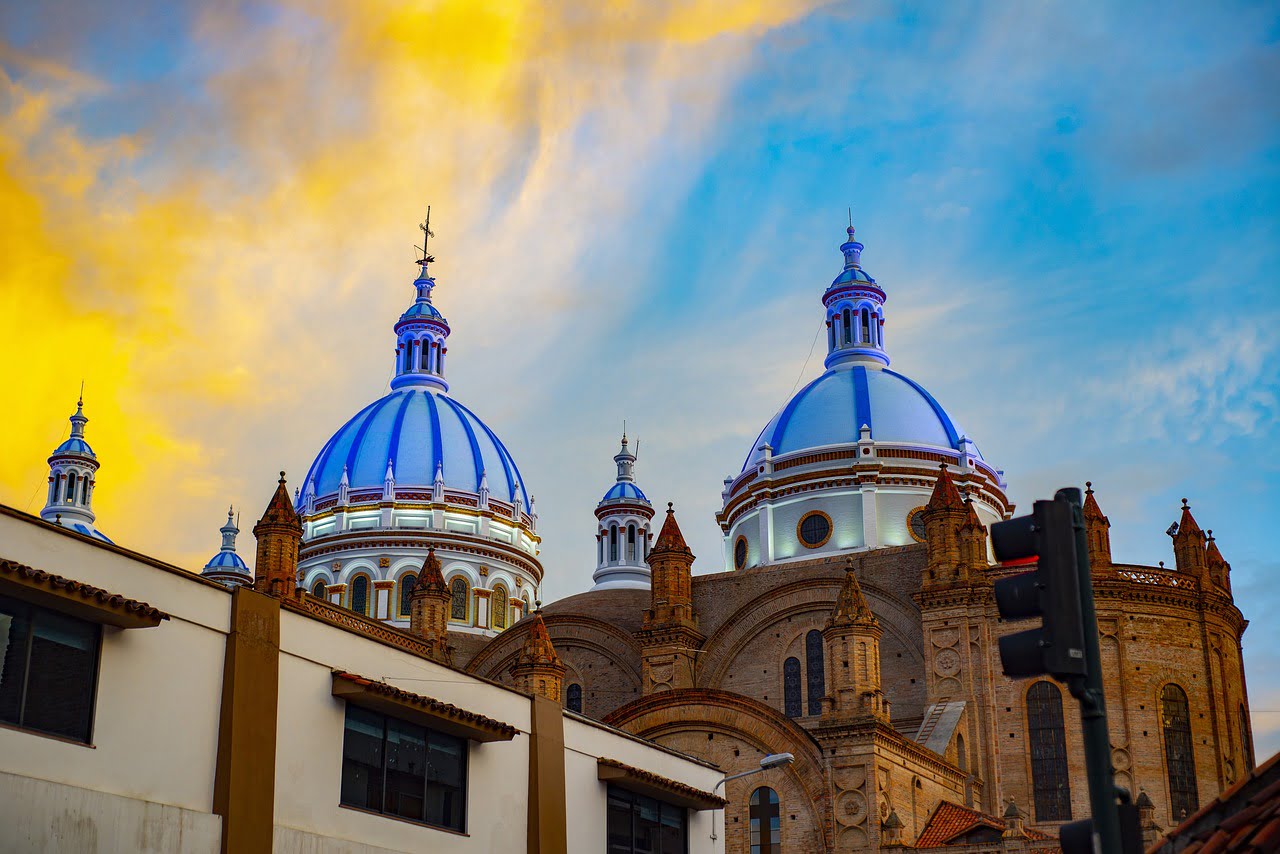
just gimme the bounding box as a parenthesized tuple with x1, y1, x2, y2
(915, 801, 1052, 848)
(1151, 749, 1280, 853)
(0, 557, 169, 627)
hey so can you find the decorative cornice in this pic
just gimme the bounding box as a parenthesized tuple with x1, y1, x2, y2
(299, 528, 543, 582)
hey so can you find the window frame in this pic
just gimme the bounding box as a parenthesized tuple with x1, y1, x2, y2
(749, 785, 781, 854)
(339, 702, 469, 834)
(606, 783, 688, 854)
(1161, 683, 1199, 821)
(398, 573, 418, 618)
(0, 594, 103, 746)
(734, 536, 748, 570)
(349, 574, 371, 616)
(796, 510, 833, 549)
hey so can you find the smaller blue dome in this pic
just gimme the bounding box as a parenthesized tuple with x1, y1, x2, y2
(204, 551, 249, 572)
(830, 267, 877, 287)
(52, 437, 96, 457)
(601, 482, 649, 504)
(72, 523, 112, 543)
(400, 302, 446, 322)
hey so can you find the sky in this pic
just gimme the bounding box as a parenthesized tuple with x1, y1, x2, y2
(1, 1, 1277, 753)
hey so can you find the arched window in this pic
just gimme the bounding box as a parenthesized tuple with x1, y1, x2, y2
(783, 657, 802, 718)
(598, 533, 604, 564)
(749, 787, 781, 854)
(627, 524, 637, 561)
(402, 342, 412, 373)
(311, 578, 327, 599)
(806, 630, 825, 716)
(492, 585, 508, 630)
(349, 575, 370, 616)
(65, 473, 77, 503)
(828, 321, 835, 351)
(419, 339, 430, 370)
(1162, 684, 1198, 820)
(956, 733, 967, 773)
(842, 308, 852, 345)
(861, 308, 871, 343)
(399, 573, 417, 616)
(81, 476, 90, 503)
(875, 314, 883, 346)
(1240, 704, 1253, 772)
(566, 684, 583, 714)
(1027, 680, 1072, 821)
(437, 348, 445, 374)
(449, 577, 469, 622)
(609, 525, 619, 562)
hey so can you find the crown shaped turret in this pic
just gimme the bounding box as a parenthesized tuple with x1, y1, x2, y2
(824, 224, 889, 369)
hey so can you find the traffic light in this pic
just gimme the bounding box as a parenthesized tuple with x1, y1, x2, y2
(990, 496, 1087, 680)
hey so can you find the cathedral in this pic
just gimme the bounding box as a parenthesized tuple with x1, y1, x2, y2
(36, 220, 1253, 852)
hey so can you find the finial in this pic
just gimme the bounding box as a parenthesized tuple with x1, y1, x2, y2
(1181, 498, 1189, 509)
(845, 554, 856, 572)
(55, 513, 62, 526)
(535, 598, 543, 613)
(278, 470, 286, 484)
(848, 207, 853, 229)
(78, 379, 84, 409)
(1159, 560, 1165, 568)
(667, 501, 674, 513)
(1207, 529, 1214, 541)
(1085, 481, 1093, 494)
(417, 205, 435, 267)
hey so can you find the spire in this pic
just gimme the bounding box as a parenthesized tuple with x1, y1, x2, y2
(253, 472, 303, 597)
(432, 460, 445, 502)
(41, 394, 105, 536)
(408, 547, 452, 664)
(1172, 498, 1208, 579)
(220, 505, 239, 552)
(927, 464, 963, 510)
(823, 221, 889, 369)
(829, 557, 877, 629)
(921, 465, 970, 587)
(510, 610, 565, 702)
(390, 213, 451, 393)
(592, 434, 655, 590)
(1082, 481, 1113, 568)
(614, 431, 637, 482)
(651, 503, 692, 557)
(1204, 530, 1232, 593)
(337, 464, 350, 505)
(303, 475, 317, 515)
(382, 458, 395, 501)
(478, 469, 490, 509)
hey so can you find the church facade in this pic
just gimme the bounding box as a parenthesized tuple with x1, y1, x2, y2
(30, 217, 1254, 852)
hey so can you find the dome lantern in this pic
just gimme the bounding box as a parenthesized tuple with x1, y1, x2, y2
(824, 224, 889, 370)
(389, 212, 451, 394)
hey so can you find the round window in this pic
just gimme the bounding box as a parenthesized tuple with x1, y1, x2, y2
(734, 536, 748, 570)
(908, 506, 928, 542)
(797, 511, 833, 549)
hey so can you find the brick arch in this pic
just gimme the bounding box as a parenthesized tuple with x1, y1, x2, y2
(604, 689, 831, 852)
(464, 614, 642, 694)
(698, 577, 923, 691)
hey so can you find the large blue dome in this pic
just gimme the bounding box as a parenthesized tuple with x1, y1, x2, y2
(300, 389, 529, 504)
(743, 364, 979, 471)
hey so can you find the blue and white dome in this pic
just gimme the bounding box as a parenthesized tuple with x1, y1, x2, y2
(743, 364, 978, 471)
(40, 398, 111, 543)
(202, 507, 252, 587)
(592, 434, 655, 590)
(299, 388, 529, 504)
(602, 481, 648, 503)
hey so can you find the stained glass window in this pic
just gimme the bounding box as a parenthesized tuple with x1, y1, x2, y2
(783, 657, 801, 718)
(450, 577, 468, 622)
(798, 512, 830, 548)
(1162, 684, 1198, 821)
(492, 586, 508, 630)
(311, 578, 327, 599)
(806, 630, 825, 716)
(567, 683, 583, 713)
(1027, 680, 1071, 822)
(399, 574, 417, 617)
(749, 787, 780, 854)
(735, 537, 748, 570)
(350, 576, 370, 616)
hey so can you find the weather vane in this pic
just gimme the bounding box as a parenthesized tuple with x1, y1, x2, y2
(417, 205, 435, 267)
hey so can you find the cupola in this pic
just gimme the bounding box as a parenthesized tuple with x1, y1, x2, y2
(592, 432, 655, 590)
(40, 395, 112, 543)
(824, 224, 889, 369)
(202, 507, 253, 587)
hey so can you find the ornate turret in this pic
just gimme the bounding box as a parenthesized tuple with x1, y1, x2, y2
(1172, 499, 1208, 581)
(409, 547, 452, 665)
(921, 465, 968, 586)
(959, 495, 990, 579)
(510, 610, 565, 702)
(637, 504, 703, 693)
(40, 396, 111, 542)
(253, 472, 303, 597)
(389, 210, 450, 394)
(1205, 530, 1231, 594)
(202, 507, 252, 587)
(592, 432, 655, 590)
(823, 557, 888, 720)
(1082, 482, 1112, 568)
(824, 224, 889, 369)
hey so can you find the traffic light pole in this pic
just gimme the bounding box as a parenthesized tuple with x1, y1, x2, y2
(1058, 487, 1122, 854)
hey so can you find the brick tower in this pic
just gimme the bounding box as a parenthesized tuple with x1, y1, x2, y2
(823, 557, 888, 720)
(636, 504, 703, 694)
(409, 547, 453, 666)
(1082, 482, 1113, 568)
(253, 471, 303, 597)
(510, 610, 565, 702)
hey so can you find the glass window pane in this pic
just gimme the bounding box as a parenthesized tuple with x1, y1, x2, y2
(635, 795, 659, 854)
(384, 716, 427, 821)
(660, 803, 686, 854)
(1027, 681, 1072, 822)
(783, 657, 801, 718)
(23, 608, 98, 741)
(0, 600, 31, 728)
(806, 630, 825, 716)
(608, 789, 634, 853)
(426, 730, 467, 832)
(341, 705, 384, 811)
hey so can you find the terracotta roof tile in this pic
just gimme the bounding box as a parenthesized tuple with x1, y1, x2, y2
(914, 800, 1051, 848)
(332, 671, 517, 740)
(0, 557, 169, 625)
(597, 757, 727, 808)
(1152, 749, 1280, 853)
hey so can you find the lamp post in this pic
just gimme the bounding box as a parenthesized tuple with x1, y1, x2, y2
(710, 753, 794, 847)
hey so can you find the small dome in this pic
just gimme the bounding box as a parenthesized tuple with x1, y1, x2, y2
(601, 482, 648, 503)
(204, 550, 249, 572)
(52, 437, 96, 458)
(744, 364, 977, 471)
(399, 301, 446, 322)
(300, 388, 529, 504)
(69, 522, 112, 543)
(830, 267, 877, 287)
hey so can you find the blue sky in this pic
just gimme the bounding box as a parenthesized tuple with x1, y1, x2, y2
(1, 1, 1277, 753)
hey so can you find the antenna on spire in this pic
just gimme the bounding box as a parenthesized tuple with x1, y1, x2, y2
(78, 379, 85, 407)
(848, 207, 853, 228)
(417, 205, 435, 267)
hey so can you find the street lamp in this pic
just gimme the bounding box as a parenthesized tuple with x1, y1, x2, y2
(710, 753, 794, 845)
